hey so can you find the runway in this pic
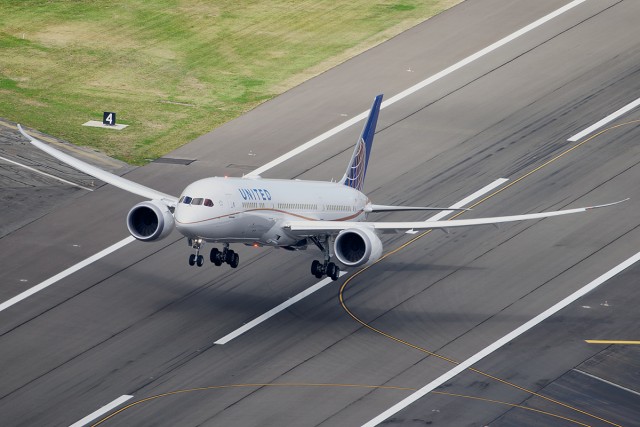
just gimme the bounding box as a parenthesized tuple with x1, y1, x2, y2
(1, 0, 640, 425)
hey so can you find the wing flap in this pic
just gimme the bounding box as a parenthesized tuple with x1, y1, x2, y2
(367, 204, 470, 213)
(18, 125, 178, 206)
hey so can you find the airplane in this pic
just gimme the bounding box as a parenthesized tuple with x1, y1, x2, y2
(18, 94, 625, 281)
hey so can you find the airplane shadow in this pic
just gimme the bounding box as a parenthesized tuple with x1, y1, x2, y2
(89, 258, 537, 331)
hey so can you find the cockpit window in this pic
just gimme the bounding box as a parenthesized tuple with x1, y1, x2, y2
(182, 196, 192, 204)
(191, 198, 204, 205)
(204, 199, 214, 207)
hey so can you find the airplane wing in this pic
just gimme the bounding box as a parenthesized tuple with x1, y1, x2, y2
(284, 200, 627, 236)
(366, 204, 469, 213)
(18, 125, 179, 206)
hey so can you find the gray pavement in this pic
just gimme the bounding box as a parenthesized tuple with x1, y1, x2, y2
(1, 0, 640, 426)
(0, 119, 132, 238)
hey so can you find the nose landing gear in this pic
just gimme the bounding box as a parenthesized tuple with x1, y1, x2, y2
(188, 238, 205, 267)
(189, 253, 205, 267)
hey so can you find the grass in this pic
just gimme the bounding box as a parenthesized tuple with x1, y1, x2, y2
(0, 0, 460, 164)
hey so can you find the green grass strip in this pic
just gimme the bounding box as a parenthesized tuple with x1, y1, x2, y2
(0, 0, 459, 164)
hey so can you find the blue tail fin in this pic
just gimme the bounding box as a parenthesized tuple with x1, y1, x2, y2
(341, 94, 383, 192)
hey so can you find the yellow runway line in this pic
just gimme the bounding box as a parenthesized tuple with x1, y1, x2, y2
(585, 340, 640, 345)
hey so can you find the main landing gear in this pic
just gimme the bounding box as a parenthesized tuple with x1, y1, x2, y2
(311, 259, 340, 281)
(187, 239, 239, 268)
(309, 236, 340, 281)
(210, 243, 239, 268)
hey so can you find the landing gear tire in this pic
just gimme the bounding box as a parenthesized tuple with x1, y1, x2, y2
(210, 248, 223, 266)
(230, 253, 240, 268)
(207, 246, 241, 268)
(310, 259, 340, 280)
(327, 262, 340, 281)
(225, 249, 236, 264)
(188, 254, 196, 266)
(196, 254, 204, 267)
(327, 262, 336, 277)
(311, 260, 322, 276)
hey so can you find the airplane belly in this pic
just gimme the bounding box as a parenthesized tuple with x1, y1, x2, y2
(244, 215, 271, 237)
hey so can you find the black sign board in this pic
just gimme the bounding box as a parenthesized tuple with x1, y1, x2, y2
(103, 112, 116, 126)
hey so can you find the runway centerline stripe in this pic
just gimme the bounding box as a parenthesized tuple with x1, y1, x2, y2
(362, 251, 640, 427)
(214, 271, 347, 345)
(246, 0, 589, 178)
(0, 154, 94, 191)
(568, 97, 640, 142)
(214, 178, 508, 345)
(0, 237, 136, 313)
(68, 395, 133, 427)
(425, 178, 508, 222)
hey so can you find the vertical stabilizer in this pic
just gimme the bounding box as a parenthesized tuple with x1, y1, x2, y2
(341, 94, 383, 192)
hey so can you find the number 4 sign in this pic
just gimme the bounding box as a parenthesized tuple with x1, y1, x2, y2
(103, 112, 116, 126)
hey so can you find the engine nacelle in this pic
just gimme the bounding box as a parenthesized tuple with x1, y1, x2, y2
(334, 227, 383, 267)
(126, 200, 175, 242)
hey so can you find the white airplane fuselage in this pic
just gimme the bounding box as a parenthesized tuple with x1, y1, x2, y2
(174, 177, 369, 246)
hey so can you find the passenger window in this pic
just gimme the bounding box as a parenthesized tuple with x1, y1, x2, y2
(204, 199, 214, 207)
(191, 198, 203, 205)
(183, 196, 192, 204)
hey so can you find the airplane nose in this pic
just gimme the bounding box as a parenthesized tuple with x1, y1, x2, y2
(174, 203, 187, 223)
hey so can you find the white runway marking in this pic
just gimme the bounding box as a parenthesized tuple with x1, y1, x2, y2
(425, 178, 508, 221)
(215, 271, 347, 345)
(362, 250, 640, 427)
(0, 154, 94, 191)
(68, 394, 133, 427)
(215, 178, 508, 345)
(247, 0, 589, 177)
(573, 369, 640, 397)
(0, 237, 135, 313)
(568, 97, 640, 141)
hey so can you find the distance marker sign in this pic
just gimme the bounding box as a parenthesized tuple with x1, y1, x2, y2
(103, 112, 116, 126)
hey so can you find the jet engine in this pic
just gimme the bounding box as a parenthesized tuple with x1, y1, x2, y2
(334, 227, 383, 267)
(126, 200, 175, 241)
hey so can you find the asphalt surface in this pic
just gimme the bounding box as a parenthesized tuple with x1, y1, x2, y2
(0, 119, 132, 238)
(1, 0, 640, 426)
